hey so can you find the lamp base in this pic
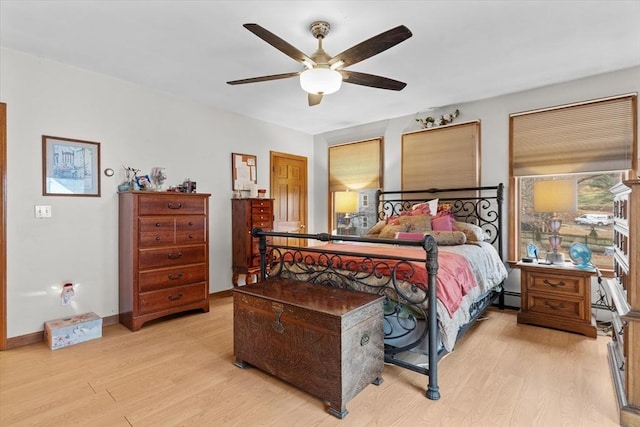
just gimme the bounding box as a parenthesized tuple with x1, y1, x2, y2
(546, 251, 565, 264)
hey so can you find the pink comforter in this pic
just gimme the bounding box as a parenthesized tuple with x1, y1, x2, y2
(292, 243, 478, 316)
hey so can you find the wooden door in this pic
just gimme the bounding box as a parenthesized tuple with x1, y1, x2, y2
(270, 151, 308, 247)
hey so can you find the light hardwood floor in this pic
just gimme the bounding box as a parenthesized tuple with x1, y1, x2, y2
(0, 295, 619, 426)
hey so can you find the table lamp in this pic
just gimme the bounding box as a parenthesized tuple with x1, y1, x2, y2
(533, 179, 577, 264)
(335, 190, 358, 228)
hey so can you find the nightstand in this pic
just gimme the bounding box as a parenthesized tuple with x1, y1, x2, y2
(516, 261, 597, 338)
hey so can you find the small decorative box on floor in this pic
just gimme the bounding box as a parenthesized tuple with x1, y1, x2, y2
(44, 312, 102, 350)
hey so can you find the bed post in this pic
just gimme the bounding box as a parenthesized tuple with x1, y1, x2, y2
(252, 228, 267, 282)
(496, 183, 505, 309)
(423, 234, 441, 400)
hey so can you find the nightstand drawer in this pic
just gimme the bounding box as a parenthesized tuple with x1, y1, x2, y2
(525, 271, 583, 296)
(526, 293, 585, 322)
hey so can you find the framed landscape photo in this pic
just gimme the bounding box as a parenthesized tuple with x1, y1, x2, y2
(232, 152, 257, 191)
(42, 135, 101, 196)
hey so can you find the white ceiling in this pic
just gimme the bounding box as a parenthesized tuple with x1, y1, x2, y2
(1, 1, 639, 135)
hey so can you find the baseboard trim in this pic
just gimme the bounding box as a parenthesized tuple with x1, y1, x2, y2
(6, 331, 43, 349)
(4, 292, 232, 350)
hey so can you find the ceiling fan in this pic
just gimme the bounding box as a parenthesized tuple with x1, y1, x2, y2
(227, 21, 413, 106)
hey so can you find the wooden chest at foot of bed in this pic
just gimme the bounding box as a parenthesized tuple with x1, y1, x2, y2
(233, 278, 384, 419)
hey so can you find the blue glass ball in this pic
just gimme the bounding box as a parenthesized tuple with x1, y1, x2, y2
(568, 242, 592, 269)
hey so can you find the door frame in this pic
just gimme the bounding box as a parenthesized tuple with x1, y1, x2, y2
(1, 102, 7, 350)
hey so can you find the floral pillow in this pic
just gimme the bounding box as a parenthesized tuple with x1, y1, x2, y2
(454, 221, 491, 242)
(399, 213, 432, 233)
(395, 230, 467, 246)
(378, 223, 409, 239)
(364, 220, 387, 237)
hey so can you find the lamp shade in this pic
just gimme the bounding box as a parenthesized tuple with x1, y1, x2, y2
(335, 191, 358, 213)
(533, 179, 577, 213)
(300, 68, 342, 95)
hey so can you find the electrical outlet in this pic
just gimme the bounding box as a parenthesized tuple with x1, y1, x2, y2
(35, 205, 52, 218)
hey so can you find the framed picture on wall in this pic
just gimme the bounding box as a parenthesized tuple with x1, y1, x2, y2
(232, 152, 257, 191)
(42, 135, 101, 196)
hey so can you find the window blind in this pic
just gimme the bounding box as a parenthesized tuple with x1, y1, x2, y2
(511, 94, 637, 177)
(328, 138, 382, 192)
(402, 121, 480, 190)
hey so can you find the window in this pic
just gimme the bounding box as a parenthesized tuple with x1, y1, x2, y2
(329, 138, 383, 236)
(519, 173, 621, 267)
(402, 121, 480, 190)
(510, 94, 637, 268)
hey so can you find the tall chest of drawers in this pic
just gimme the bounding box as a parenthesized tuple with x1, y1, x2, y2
(607, 179, 640, 426)
(119, 191, 211, 331)
(231, 198, 273, 286)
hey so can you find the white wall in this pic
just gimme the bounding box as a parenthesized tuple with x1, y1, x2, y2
(0, 48, 314, 337)
(314, 65, 640, 307)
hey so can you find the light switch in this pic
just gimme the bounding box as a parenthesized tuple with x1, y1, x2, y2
(35, 205, 52, 218)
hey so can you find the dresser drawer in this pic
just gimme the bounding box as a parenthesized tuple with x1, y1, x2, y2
(139, 264, 207, 292)
(138, 195, 206, 215)
(251, 199, 272, 210)
(139, 245, 206, 269)
(526, 293, 585, 321)
(176, 216, 206, 244)
(138, 283, 207, 315)
(525, 271, 583, 296)
(139, 218, 174, 232)
(139, 230, 175, 247)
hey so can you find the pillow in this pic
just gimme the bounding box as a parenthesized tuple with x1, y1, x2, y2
(395, 231, 425, 240)
(454, 221, 490, 242)
(364, 220, 386, 237)
(395, 230, 467, 246)
(399, 213, 432, 233)
(378, 223, 408, 239)
(437, 203, 453, 213)
(431, 211, 455, 231)
(426, 231, 467, 246)
(412, 198, 438, 215)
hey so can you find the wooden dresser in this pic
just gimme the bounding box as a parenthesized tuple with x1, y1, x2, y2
(233, 278, 384, 419)
(231, 198, 273, 286)
(607, 179, 640, 426)
(119, 191, 211, 331)
(516, 261, 597, 338)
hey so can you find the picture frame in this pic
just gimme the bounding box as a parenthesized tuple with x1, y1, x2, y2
(42, 135, 101, 197)
(232, 152, 257, 191)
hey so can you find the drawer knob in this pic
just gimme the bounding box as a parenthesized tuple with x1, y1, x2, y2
(167, 251, 183, 259)
(155, 236, 161, 241)
(168, 292, 183, 301)
(167, 272, 183, 280)
(188, 221, 193, 226)
(167, 202, 183, 209)
(188, 234, 193, 239)
(155, 223, 161, 227)
(543, 279, 566, 288)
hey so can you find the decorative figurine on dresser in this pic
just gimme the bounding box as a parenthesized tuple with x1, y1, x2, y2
(118, 191, 211, 331)
(606, 179, 640, 427)
(231, 197, 274, 286)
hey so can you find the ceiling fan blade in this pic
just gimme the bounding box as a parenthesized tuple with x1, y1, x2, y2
(308, 93, 323, 106)
(243, 23, 316, 67)
(340, 70, 407, 91)
(329, 25, 412, 69)
(227, 72, 300, 85)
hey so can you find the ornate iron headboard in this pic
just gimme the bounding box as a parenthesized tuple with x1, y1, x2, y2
(374, 184, 504, 259)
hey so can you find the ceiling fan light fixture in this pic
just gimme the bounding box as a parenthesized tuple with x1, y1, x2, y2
(300, 68, 342, 95)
